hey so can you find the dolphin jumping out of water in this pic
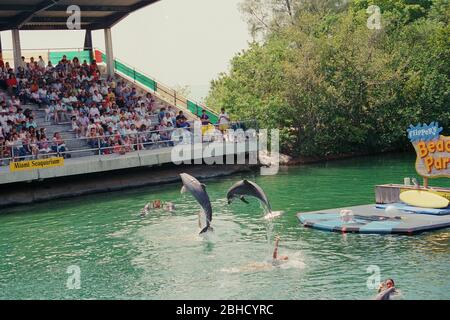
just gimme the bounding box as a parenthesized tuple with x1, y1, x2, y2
(180, 173, 213, 234)
(226, 180, 283, 220)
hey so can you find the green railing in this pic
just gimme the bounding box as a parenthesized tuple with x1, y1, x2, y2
(187, 100, 218, 124)
(100, 51, 219, 124)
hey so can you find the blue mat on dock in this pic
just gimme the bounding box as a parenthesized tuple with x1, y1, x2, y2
(298, 213, 401, 234)
(375, 203, 450, 216)
(297, 204, 450, 235)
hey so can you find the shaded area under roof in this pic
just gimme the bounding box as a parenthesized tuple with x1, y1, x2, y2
(0, 0, 160, 31)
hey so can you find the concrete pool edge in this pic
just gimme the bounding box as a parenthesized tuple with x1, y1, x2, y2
(0, 163, 258, 209)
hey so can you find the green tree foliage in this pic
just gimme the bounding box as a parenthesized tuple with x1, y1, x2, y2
(206, 0, 449, 157)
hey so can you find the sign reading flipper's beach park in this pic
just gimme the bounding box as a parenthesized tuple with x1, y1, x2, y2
(407, 122, 450, 178)
(10, 157, 64, 172)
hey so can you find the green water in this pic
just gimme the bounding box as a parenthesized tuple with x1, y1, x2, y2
(1, 153, 449, 300)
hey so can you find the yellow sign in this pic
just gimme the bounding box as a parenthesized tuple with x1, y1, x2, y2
(412, 136, 450, 178)
(9, 157, 64, 172)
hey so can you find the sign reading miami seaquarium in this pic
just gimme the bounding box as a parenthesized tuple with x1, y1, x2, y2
(10, 157, 65, 172)
(407, 122, 450, 178)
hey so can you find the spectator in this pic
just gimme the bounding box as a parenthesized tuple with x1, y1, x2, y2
(51, 132, 67, 157)
(218, 108, 230, 133)
(200, 109, 210, 126)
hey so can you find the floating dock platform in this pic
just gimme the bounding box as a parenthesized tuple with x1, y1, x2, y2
(297, 204, 450, 235)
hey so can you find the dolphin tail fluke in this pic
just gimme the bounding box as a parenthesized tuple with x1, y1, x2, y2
(199, 225, 214, 235)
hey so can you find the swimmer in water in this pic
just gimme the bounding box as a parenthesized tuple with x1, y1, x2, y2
(272, 235, 288, 263)
(140, 202, 151, 217)
(163, 202, 176, 212)
(375, 278, 397, 300)
(378, 278, 395, 293)
(153, 199, 162, 209)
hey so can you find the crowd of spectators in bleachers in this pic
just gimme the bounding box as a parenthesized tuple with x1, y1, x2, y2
(0, 54, 232, 164)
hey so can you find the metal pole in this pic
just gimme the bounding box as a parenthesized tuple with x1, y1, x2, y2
(11, 29, 22, 72)
(104, 28, 114, 77)
(83, 29, 93, 62)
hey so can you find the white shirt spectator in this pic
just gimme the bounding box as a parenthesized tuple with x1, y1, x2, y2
(92, 92, 103, 103)
(219, 112, 230, 125)
(89, 106, 100, 117)
(37, 58, 46, 69)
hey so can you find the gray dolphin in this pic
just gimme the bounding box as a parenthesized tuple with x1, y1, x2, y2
(375, 287, 396, 300)
(180, 173, 213, 234)
(227, 180, 283, 219)
(227, 180, 272, 210)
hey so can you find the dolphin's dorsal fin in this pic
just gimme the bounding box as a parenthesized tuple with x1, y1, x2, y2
(243, 179, 250, 184)
(201, 184, 207, 191)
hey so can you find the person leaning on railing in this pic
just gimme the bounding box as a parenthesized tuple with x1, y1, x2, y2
(87, 127, 99, 149)
(200, 109, 210, 126)
(218, 108, 230, 133)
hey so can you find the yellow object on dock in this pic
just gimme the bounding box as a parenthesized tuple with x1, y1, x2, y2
(399, 190, 450, 209)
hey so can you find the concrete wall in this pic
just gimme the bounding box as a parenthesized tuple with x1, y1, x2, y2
(0, 142, 255, 185)
(0, 163, 257, 208)
(0, 141, 255, 185)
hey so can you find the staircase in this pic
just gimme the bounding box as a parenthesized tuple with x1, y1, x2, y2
(23, 103, 95, 158)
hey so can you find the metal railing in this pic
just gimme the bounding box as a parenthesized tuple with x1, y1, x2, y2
(0, 47, 94, 67)
(95, 49, 220, 121)
(0, 120, 257, 166)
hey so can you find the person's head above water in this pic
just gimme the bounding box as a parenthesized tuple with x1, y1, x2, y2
(386, 279, 395, 288)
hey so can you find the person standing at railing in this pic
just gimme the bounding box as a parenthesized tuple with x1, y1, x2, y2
(200, 109, 210, 126)
(175, 111, 186, 128)
(37, 56, 46, 70)
(97, 127, 110, 155)
(87, 127, 99, 149)
(218, 108, 230, 133)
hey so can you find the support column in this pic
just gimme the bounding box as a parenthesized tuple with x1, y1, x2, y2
(12, 29, 22, 72)
(0, 32, 3, 57)
(104, 28, 114, 77)
(83, 29, 93, 62)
